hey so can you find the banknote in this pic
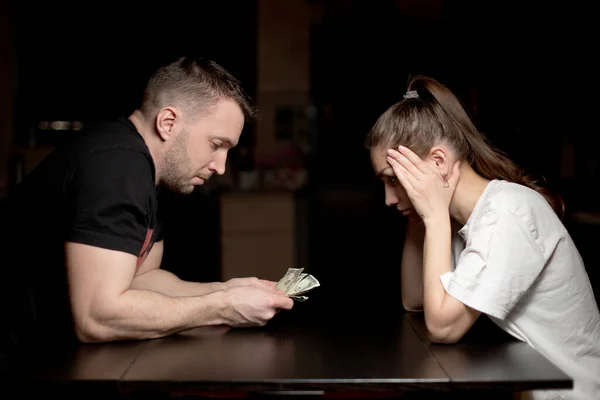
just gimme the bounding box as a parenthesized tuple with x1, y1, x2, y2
(276, 268, 320, 301)
(275, 267, 304, 294)
(290, 295, 308, 302)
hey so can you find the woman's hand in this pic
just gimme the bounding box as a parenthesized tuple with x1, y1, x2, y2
(386, 146, 460, 223)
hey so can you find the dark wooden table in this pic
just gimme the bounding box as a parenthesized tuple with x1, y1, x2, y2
(4, 306, 572, 399)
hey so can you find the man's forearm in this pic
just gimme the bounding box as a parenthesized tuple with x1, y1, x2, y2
(130, 268, 225, 297)
(78, 289, 227, 343)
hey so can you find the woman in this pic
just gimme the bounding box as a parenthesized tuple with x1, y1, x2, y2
(366, 75, 600, 400)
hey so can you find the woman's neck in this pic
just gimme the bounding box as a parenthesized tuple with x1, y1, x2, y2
(449, 164, 491, 226)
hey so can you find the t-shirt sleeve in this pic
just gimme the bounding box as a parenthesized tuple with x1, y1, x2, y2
(439, 209, 545, 320)
(66, 149, 155, 256)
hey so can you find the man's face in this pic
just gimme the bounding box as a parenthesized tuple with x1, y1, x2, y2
(161, 99, 244, 194)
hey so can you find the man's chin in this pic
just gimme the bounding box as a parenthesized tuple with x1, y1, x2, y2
(170, 182, 196, 195)
(159, 178, 197, 195)
(181, 186, 196, 195)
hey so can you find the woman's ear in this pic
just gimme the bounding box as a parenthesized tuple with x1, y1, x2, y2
(426, 146, 449, 172)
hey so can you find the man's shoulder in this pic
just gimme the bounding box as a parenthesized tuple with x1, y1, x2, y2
(54, 117, 155, 176)
(73, 117, 149, 155)
(13, 117, 156, 198)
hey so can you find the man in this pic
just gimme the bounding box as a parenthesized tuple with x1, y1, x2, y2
(2, 56, 293, 347)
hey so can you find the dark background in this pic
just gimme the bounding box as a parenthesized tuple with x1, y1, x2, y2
(1, 0, 598, 314)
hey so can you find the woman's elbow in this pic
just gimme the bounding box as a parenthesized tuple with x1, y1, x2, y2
(425, 319, 466, 344)
(402, 297, 423, 312)
(403, 305, 424, 313)
(427, 329, 461, 344)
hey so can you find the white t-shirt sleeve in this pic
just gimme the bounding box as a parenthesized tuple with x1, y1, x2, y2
(440, 209, 545, 320)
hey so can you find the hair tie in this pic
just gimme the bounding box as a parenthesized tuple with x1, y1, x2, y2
(403, 90, 419, 99)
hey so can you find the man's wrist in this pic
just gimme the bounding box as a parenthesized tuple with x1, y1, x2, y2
(210, 288, 232, 325)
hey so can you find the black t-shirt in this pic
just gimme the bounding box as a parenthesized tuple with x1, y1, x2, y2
(1, 117, 162, 348)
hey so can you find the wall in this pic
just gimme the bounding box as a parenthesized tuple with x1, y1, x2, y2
(0, 2, 13, 197)
(255, 0, 311, 158)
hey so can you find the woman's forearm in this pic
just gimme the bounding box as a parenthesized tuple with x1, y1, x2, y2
(422, 214, 453, 318)
(401, 219, 425, 310)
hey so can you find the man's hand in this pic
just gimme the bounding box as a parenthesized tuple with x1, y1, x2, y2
(223, 277, 283, 294)
(221, 285, 294, 327)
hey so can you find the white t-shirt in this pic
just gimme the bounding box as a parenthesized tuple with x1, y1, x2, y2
(440, 179, 600, 400)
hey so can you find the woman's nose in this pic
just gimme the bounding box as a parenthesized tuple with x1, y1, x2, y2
(384, 186, 398, 207)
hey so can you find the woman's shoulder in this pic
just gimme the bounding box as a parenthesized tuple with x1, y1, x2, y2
(471, 180, 561, 233)
(484, 180, 550, 212)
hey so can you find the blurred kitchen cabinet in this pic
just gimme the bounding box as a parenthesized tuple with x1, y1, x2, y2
(219, 191, 307, 282)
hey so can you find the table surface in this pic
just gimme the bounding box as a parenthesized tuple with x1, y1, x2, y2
(5, 306, 573, 398)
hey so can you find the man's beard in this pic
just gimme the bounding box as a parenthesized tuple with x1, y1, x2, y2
(160, 129, 196, 194)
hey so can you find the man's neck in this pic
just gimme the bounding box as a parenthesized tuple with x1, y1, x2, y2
(128, 110, 162, 184)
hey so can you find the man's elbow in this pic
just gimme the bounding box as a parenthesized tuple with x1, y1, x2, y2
(73, 317, 114, 343)
(75, 328, 103, 344)
(72, 305, 121, 343)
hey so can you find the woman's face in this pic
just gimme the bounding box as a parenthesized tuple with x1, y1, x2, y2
(370, 147, 417, 219)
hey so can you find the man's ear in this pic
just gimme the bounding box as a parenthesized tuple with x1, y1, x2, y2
(427, 146, 449, 172)
(155, 107, 178, 142)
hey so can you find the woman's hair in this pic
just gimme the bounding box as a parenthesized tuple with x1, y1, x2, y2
(140, 56, 257, 122)
(365, 75, 564, 219)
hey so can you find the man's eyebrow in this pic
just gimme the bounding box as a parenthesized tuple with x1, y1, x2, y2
(213, 136, 237, 148)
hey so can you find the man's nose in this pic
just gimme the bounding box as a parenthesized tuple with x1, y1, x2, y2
(208, 158, 226, 175)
